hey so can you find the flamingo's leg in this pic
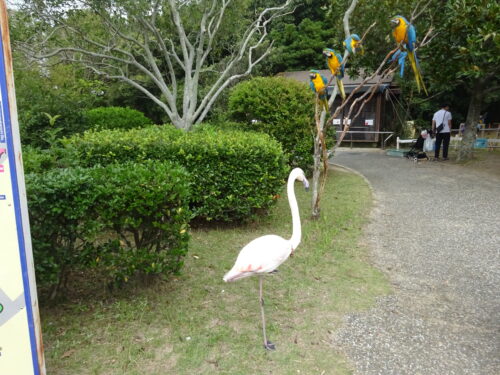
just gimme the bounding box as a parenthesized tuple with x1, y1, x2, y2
(259, 276, 275, 350)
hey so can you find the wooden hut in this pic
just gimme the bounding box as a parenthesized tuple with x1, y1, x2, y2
(280, 70, 400, 146)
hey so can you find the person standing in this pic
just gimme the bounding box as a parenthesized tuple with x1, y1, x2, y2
(432, 104, 452, 160)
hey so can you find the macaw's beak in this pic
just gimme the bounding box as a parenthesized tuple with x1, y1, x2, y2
(322, 51, 331, 57)
(303, 178, 310, 192)
(390, 19, 399, 26)
(309, 73, 316, 79)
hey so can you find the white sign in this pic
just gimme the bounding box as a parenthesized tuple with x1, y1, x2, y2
(364, 119, 374, 126)
(333, 118, 351, 125)
(0, 2, 45, 374)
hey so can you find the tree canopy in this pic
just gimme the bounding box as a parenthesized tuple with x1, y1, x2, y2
(10, 0, 500, 158)
(16, 0, 293, 130)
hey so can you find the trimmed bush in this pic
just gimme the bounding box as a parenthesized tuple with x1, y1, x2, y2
(62, 125, 288, 222)
(83, 106, 153, 131)
(26, 161, 191, 296)
(91, 162, 191, 283)
(227, 76, 315, 173)
(26, 167, 100, 297)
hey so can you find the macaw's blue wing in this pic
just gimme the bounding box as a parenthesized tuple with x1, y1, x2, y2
(321, 74, 328, 85)
(309, 80, 316, 93)
(335, 52, 344, 78)
(406, 24, 417, 52)
(344, 36, 353, 54)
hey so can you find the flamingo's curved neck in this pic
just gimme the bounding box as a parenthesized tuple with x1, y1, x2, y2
(288, 173, 301, 250)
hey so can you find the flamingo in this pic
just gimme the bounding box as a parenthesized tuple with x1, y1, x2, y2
(223, 168, 309, 350)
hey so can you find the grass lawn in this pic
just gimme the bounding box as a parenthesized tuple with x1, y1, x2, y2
(41, 168, 391, 375)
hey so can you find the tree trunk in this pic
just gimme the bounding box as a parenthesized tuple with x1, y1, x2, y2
(311, 110, 327, 218)
(457, 81, 484, 161)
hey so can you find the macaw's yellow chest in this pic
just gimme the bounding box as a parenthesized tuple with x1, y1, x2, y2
(393, 25, 408, 44)
(312, 76, 326, 92)
(327, 57, 341, 75)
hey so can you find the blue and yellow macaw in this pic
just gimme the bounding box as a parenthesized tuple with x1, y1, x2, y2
(390, 15, 428, 95)
(309, 70, 329, 112)
(322, 48, 346, 101)
(343, 34, 364, 55)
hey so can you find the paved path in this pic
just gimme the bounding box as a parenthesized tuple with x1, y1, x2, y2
(331, 149, 500, 375)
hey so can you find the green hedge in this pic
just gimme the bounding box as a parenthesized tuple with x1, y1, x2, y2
(27, 167, 98, 294)
(83, 106, 153, 131)
(228, 76, 315, 173)
(26, 161, 191, 296)
(61, 125, 288, 222)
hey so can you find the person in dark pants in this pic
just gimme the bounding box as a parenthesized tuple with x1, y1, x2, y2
(432, 104, 452, 160)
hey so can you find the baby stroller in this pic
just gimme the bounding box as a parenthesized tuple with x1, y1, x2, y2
(404, 129, 431, 162)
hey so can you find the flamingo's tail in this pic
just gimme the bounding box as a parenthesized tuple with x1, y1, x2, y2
(223, 268, 254, 282)
(409, 52, 428, 95)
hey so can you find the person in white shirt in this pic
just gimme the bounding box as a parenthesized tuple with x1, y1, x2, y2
(432, 104, 452, 160)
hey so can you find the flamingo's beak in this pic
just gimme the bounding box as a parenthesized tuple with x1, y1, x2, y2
(303, 178, 309, 192)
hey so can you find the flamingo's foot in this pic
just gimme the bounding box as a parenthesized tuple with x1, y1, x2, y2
(264, 340, 276, 351)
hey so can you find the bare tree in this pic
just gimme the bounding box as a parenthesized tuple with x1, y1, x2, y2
(16, 0, 292, 130)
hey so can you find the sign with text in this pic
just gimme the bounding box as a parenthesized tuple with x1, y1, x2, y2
(0, 2, 45, 374)
(333, 118, 351, 125)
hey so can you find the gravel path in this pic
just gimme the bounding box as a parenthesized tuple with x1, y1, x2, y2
(331, 149, 500, 375)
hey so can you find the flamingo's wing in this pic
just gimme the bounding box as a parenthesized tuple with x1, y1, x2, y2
(223, 235, 291, 282)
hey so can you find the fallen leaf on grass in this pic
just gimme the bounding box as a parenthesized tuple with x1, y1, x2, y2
(61, 349, 76, 359)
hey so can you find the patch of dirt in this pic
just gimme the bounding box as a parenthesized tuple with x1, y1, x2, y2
(450, 149, 500, 177)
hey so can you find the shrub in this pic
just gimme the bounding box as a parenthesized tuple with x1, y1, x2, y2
(62, 125, 288, 222)
(83, 106, 153, 131)
(16, 64, 103, 148)
(91, 161, 191, 283)
(170, 127, 288, 222)
(22, 146, 59, 174)
(26, 167, 100, 297)
(228, 76, 315, 173)
(26, 161, 191, 296)
(61, 125, 183, 167)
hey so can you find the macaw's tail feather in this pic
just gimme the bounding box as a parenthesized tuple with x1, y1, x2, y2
(408, 52, 428, 95)
(336, 77, 346, 101)
(321, 98, 329, 112)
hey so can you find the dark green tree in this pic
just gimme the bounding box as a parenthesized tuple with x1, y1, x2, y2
(426, 0, 500, 160)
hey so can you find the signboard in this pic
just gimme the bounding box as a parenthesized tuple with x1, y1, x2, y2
(0, 1, 46, 374)
(364, 119, 374, 126)
(333, 118, 351, 125)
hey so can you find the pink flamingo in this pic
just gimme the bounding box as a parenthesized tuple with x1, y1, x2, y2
(223, 168, 309, 350)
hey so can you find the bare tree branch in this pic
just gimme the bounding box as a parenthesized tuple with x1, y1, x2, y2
(410, 0, 433, 22)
